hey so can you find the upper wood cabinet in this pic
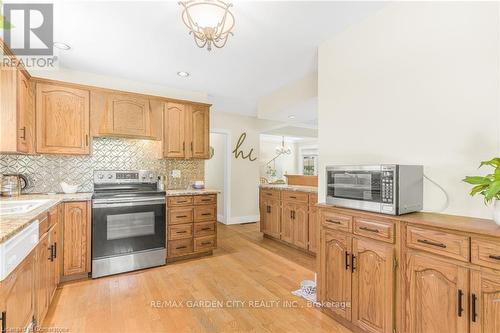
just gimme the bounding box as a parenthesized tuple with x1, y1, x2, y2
(163, 102, 210, 159)
(164, 102, 187, 158)
(63, 202, 90, 276)
(406, 252, 469, 333)
(90, 91, 162, 140)
(190, 105, 210, 159)
(0, 68, 35, 154)
(36, 83, 90, 155)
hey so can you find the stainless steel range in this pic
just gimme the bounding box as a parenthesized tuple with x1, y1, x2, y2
(91, 170, 166, 278)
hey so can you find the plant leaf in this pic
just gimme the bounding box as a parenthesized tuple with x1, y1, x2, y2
(480, 157, 500, 168)
(484, 180, 500, 202)
(470, 184, 489, 196)
(463, 176, 492, 185)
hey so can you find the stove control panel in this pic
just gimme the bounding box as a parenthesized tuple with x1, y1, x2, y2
(93, 170, 157, 184)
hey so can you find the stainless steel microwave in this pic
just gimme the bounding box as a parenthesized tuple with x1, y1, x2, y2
(326, 165, 423, 215)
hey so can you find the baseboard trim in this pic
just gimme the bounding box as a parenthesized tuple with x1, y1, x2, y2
(226, 215, 260, 225)
(217, 214, 224, 223)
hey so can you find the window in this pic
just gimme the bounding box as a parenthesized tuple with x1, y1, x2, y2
(303, 155, 317, 175)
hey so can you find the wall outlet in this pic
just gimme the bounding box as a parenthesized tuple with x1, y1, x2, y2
(171, 170, 181, 178)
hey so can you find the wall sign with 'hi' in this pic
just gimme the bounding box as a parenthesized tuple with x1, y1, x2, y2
(233, 133, 257, 161)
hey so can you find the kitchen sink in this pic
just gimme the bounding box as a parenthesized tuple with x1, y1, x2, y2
(0, 199, 51, 215)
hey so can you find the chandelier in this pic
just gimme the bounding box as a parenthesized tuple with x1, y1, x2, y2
(275, 137, 291, 155)
(178, 0, 235, 51)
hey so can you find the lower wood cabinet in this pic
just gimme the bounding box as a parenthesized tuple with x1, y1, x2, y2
(407, 252, 469, 333)
(63, 202, 90, 276)
(470, 270, 500, 333)
(308, 205, 318, 253)
(260, 198, 281, 239)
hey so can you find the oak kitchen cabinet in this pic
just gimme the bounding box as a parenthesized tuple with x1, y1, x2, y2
(163, 102, 210, 159)
(63, 202, 90, 276)
(470, 270, 500, 333)
(259, 188, 318, 254)
(0, 66, 35, 154)
(36, 83, 90, 155)
(90, 91, 162, 140)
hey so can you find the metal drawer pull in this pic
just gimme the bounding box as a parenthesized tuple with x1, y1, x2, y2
(471, 293, 477, 322)
(489, 255, 500, 261)
(345, 251, 350, 270)
(359, 226, 379, 233)
(176, 215, 188, 218)
(176, 246, 187, 250)
(417, 239, 447, 248)
(176, 231, 187, 234)
(20, 126, 26, 139)
(290, 196, 297, 199)
(458, 289, 464, 317)
(351, 254, 356, 272)
(201, 241, 212, 245)
(201, 199, 211, 202)
(54, 242, 57, 259)
(201, 213, 211, 216)
(326, 219, 341, 225)
(201, 227, 212, 231)
(177, 200, 188, 203)
(1, 311, 6, 333)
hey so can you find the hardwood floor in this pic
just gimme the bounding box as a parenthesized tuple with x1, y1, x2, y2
(43, 222, 353, 333)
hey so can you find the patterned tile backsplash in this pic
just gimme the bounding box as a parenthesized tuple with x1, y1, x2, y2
(0, 137, 205, 193)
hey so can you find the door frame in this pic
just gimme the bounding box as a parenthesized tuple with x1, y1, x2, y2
(208, 128, 232, 225)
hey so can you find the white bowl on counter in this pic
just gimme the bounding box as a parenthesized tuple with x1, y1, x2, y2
(60, 182, 79, 194)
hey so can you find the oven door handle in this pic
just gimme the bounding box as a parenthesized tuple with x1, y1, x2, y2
(93, 198, 165, 208)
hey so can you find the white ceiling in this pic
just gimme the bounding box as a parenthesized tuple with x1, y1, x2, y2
(50, 1, 385, 120)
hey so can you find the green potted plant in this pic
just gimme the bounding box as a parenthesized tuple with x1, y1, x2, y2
(463, 157, 500, 226)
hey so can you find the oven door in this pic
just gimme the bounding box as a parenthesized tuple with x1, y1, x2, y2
(92, 197, 166, 259)
(326, 166, 384, 212)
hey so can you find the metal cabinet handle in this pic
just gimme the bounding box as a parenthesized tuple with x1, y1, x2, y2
(176, 215, 188, 218)
(191, 142, 193, 152)
(201, 213, 211, 216)
(53, 242, 57, 259)
(201, 199, 211, 202)
(326, 219, 341, 225)
(176, 246, 187, 250)
(48, 245, 54, 261)
(345, 251, 350, 270)
(1, 311, 6, 333)
(351, 254, 356, 272)
(176, 231, 187, 234)
(359, 226, 379, 233)
(201, 242, 212, 245)
(417, 239, 447, 248)
(471, 293, 477, 322)
(19, 127, 26, 139)
(458, 289, 464, 317)
(290, 196, 297, 199)
(201, 227, 211, 231)
(489, 255, 500, 261)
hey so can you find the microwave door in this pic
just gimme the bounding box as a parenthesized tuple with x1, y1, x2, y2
(328, 171, 382, 203)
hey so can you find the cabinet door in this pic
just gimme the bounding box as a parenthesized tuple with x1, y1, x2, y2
(308, 206, 318, 253)
(352, 237, 394, 333)
(36, 83, 90, 154)
(164, 102, 186, 158)
(267, 199, 281, 239)
(16, 70, 34, 153)
(48, 223, 59, 301)
(319, 229, 352, 320)
(281, 203, 294, 243)
(3, 252, 35, 332)
(470, 270, 500, 333)
(35, 232, 50, 324)
(108, 94, 151, 137)
(190, 105, 209, 159)
(407, 252, 469, 333)
(63, 202, 90, 276)
(293, 204, 308, 250)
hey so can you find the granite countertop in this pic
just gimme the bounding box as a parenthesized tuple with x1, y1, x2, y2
(259, 184, 318, 193)
(0, 192, 93, 244)
(165, 189, 219, 196)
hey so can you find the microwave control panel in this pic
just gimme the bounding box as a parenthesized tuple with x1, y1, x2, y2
(381, 171, 394, 203)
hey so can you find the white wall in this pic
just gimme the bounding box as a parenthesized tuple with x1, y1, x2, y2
(205, 133, 226, 221)
(318, 2, 499, 218)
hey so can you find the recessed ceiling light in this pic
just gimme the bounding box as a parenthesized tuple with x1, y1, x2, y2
(53, 42, 71, 50)
(288, 115, 295, 119)
(177, 71, 190, 77)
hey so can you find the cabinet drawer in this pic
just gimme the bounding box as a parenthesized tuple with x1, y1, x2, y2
(260, 189, 280, 200)
(194, 205, 216, 222)
(168, 196, 193, 207)
(321, 211, 351, 232)
(168, 238, 193, 257)
(194, 235, 216, 252)
(38, 214, 49, 238)
(282, 191, 309, 204)
(168, 224, 193, 240)
(168, 207, 193, 225)
(471, 237, 500, 270)
(194, 222, 216, 237)
(407, 226, 470, 262)
(193, 194, 216, 205)
(353, 217, 394, 243)
(309, 193, 318, 206)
